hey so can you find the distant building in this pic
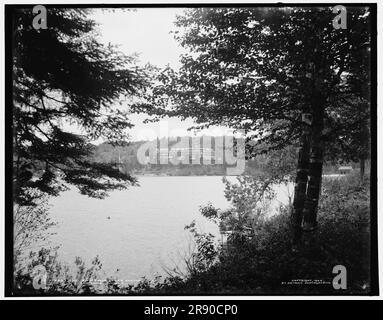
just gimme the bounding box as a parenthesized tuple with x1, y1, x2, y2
(157, 147, 215, 164)
(338, 166, 353, 175)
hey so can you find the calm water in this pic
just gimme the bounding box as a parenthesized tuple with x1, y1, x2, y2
(49, 176, 293, 282)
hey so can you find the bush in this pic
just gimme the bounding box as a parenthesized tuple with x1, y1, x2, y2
(156, 173, 371, 294)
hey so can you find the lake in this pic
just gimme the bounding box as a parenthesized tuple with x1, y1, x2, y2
(49, 176, 293, 283)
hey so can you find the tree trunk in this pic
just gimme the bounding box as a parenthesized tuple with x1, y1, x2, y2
(302, 108, 325, 232)
(358, 102, 370, 182)
(360, 158, 365, 181)
(291, 118, 312, 245)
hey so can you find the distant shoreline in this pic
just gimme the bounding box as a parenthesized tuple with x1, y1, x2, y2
(133, 173, 347, 178)
(133, 174, 235, 177)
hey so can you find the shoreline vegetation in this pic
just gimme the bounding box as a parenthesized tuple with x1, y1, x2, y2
(14, 171, 370, 295)
(92, 139, 363, 177)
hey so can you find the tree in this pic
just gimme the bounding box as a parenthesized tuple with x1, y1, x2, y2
(12, 8, 152, 204)
(324, 42, 371, 181)
(324, 97, 370, 180)
(200, 145, 296, 240)
(139, 7, 371, 242)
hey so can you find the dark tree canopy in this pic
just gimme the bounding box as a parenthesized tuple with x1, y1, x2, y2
(139, 7, 371, 158)
(13, 8, 152, 204)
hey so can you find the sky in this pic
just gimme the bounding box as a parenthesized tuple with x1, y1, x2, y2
(90, 8, 230, 141)
(92, 8, 186, 69)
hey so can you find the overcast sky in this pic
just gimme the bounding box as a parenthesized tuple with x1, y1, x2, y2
(90, 8, 230, 141)
(92, 8, 186, 69)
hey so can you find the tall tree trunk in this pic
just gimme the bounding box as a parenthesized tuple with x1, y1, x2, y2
(360, 157, 365, 181)
(359, 117, 369, 182)
(302, 107, 325, 232)
(291, 116, 312, 245)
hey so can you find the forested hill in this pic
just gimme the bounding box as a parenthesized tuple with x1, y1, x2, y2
(91, 136, 249, 176)
(91, 136, 347, 176)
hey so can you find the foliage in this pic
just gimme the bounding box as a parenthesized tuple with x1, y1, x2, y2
(183, 221, 219, 275)
(14, 246, 186, 295)
(14, 188, 57, 273)
(14, 248, 107, 295)
(133, 6, 371, 236)
(12, 8, 152, 204)
(199, 146, 296, 238)
(164, 174, 371, 294)
(137, 7, 371, 159)
(324, 98, 370, 163)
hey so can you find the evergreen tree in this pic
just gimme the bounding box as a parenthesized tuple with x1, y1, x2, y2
(12, 8, 152, 204)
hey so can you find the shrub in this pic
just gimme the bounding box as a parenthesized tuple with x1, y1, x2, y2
(159, 173, 371, 294)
